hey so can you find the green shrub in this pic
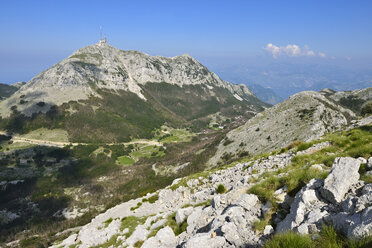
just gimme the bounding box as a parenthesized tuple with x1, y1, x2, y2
(216, 184, 226, 194)
(223, 138, 233, 146)
(361, 101, 372, 116)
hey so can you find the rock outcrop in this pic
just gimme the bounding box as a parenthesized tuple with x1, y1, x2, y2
(320, 157, 360, 203)
(276, 156, 372, 239)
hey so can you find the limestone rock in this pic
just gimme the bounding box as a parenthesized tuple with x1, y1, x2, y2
(125, 225, 148, 246)
(142, 226, 176, 248)
(182, 233, 227, 248)
(320, 157, 360, 204)
(276, 179, 324, 232)
(237, 194, 261, 216)
(175, 207, 193, 224)
(263, 225, 274, 236)
(367, 157, 372, 170)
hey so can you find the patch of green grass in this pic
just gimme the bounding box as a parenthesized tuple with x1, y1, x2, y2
(265, 226, 372, 248)
(117, 155, 135, 166)
(134, 240, 144, 247)
(19, 236, 49, 248)
(130, 202, 143, 211)
(283, 168, 328, 196)
(264, 232, 314, 248)
(158, 128, 195, 143)
(104, 217, 114, 227)
(247, 176, 282, 203)
(19, 128, 69, 142)
(296, 141, 316, 152)
(0, 141, 36, 151)
(142, 194, 159, 204)
(164, 212, 188, 236)
(253, 219, 269, 232)
(120, 216, 148, 238)
(194, 199, 212, 208)
(130, 145, 165, 160)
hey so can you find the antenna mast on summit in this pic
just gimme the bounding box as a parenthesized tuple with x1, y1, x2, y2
(99, 26, 107, 43)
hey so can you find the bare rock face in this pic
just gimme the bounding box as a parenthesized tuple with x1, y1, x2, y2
(320, 157, 361, 204)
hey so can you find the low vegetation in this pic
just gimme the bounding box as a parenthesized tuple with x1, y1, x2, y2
(265, 226, 372, 248)
(216, 184, 227, 194)
(164, 212, 188, 236)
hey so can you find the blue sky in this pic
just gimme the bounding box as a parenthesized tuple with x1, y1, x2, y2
(1, 0, 372, 83)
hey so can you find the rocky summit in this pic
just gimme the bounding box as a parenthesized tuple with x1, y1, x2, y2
(0, 41, 263, 118)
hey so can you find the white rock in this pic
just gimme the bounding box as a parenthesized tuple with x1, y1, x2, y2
(175, 207, 193, 224)
(263, 225, 274, 236)
(237, 194, 261, 216)
(367, 157, 372, 170)
(320, 157, 360, 204)
(142, 226, 177, 248)
(221, 222, 240, 246)
(357, 157, 367, 164)
(183, 233, 227, 248)
(125, 225, 148, 246)
(310, 164, 324, 171)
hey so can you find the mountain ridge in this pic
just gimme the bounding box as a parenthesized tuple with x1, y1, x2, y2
(0, 41, 259, 118)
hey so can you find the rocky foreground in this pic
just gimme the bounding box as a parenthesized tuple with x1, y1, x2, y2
(52, 141, 372, 248)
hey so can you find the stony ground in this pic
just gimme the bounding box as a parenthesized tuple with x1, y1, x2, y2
(49, 143, 317, 248)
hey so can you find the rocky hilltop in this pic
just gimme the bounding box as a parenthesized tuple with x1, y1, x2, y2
(0, 40, 260, 118)
(209, 89, 372, 166)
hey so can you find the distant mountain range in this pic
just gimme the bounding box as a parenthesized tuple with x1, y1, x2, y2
(245, 84, 283, 105)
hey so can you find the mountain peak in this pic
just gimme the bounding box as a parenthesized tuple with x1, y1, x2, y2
(0, 43, 256, 117)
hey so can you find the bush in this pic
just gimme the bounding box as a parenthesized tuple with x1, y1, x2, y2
(223, 138, 233, 146)
(361, 101, 372, 116)
(216, 184, 226, 194)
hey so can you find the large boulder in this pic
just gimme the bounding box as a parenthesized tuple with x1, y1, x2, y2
(182, 233, 227, 248)
(320, 157, 360, 204)
(175, 207, 194, 224)
(142, 226, 177, 248)
(276, 179, 325, 233)
(237, 194, 262, 216)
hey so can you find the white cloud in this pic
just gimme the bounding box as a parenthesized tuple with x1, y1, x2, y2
(264, 43, 325, 58)
(318, 52, 326, 58)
